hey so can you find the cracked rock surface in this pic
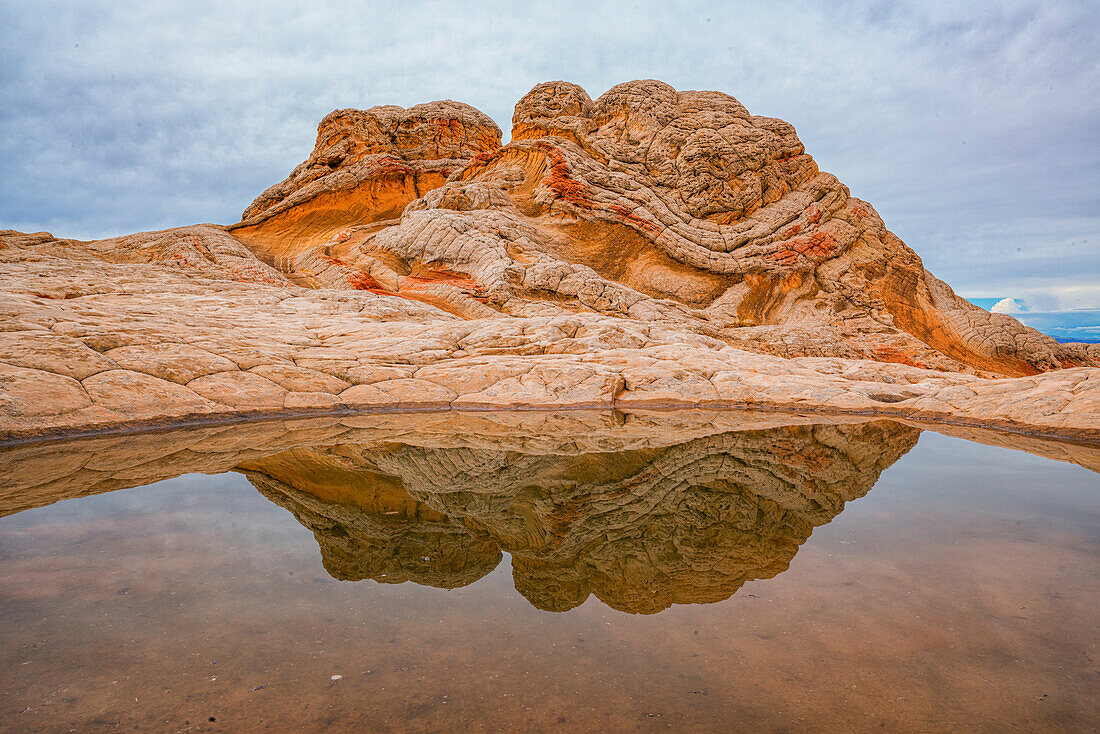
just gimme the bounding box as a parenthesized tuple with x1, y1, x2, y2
(1, 80, 1096, 441)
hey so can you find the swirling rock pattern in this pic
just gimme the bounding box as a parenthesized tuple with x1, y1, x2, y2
(230, 101, 502, 271)
(0, 81, 1097, 441)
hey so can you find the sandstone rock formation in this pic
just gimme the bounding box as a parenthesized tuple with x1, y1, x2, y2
(0, 80, 1096, 440)
(232, 101, 502, 275)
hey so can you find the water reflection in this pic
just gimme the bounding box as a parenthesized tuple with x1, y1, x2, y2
(240, 421, 918, 613)
(1, 414, 1097, 731)
(3, 410, 1094, 615)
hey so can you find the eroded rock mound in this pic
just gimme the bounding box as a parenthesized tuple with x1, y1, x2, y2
(0, 225, 291, 290)
(229, 101, 502, 271)
(239, 79, 1093, 376)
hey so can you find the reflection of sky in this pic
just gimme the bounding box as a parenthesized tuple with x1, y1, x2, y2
(850, 431, 1099, 531)
(1, 1, 1097, 310)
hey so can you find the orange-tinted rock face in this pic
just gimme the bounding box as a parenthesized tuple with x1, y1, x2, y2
(282, 79, 1086, 377)
(229, 101, 502, 267)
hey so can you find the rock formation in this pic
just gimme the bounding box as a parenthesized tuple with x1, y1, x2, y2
(232, 101, 502, 272)
(0, 80, 1097, 440)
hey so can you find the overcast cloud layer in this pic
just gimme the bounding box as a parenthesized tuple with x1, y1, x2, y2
(1, 0, 1097, 311)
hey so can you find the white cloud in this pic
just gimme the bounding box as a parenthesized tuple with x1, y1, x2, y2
(990, 298, 1025, 314)
(967, 283, 1100, 312)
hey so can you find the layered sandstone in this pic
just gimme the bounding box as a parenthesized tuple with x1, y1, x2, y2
(231, 101, 502, 279)
(0, 80, 1096, 441)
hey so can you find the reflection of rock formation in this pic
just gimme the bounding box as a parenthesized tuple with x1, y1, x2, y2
(241, 421, 919, 613)
(2, 411, 1094, 521)
(243, 448, 501, 587)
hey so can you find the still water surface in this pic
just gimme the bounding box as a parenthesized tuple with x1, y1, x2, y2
(0, 416, 1096, 732)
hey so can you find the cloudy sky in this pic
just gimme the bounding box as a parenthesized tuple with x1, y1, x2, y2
(2, 0, 1097, 321)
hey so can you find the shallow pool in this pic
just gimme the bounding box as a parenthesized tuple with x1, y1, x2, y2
(1, 415, 1096, 731)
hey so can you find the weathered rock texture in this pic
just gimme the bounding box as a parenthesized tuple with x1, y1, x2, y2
(231, 101, 502, 276)
(1, 80, 1097, 441)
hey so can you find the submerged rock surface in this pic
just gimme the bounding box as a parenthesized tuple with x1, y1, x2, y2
(1, 81, 1096, 439)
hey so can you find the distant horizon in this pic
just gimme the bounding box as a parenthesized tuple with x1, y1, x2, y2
(964, 299, 1100, 343)
(2, 1, 1097, 321)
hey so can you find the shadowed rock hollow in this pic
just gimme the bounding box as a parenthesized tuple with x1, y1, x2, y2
(0, 80, 1097, 440)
